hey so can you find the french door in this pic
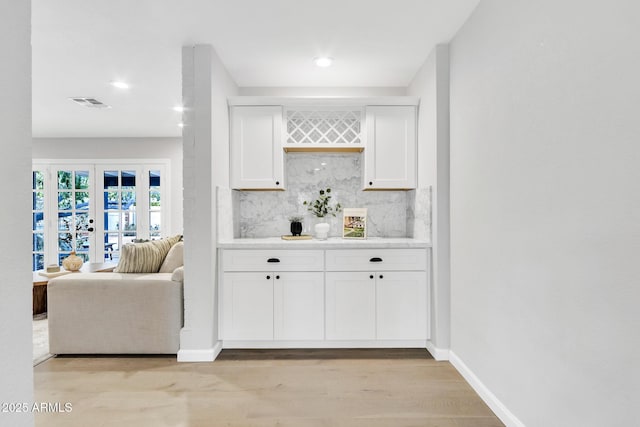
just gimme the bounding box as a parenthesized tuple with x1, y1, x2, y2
(32, 161, 168, 270)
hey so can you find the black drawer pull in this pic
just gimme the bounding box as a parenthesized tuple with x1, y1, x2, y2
(266, 275, 271, 280)
(267, 258, 280, 263)
(369, 275, 374, 279)
(276, 275, 280, 280)
(369, 257, 383, 263)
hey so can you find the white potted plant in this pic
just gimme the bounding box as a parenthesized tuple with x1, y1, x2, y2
(303, 188, 342, 240)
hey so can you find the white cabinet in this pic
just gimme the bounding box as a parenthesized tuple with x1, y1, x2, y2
(326, 272, 376, 340)
(230, 106, 285, 190)
(364, 106, 417, 190)
(222, 272, 274, 340)
(376, 271, 427, 340)
(220, 250, 324, 341)
(220, 248, 429, 346)
(326, 249, 428, 341)
(222, 271, 324, 341)
(274, 272, 324, 340)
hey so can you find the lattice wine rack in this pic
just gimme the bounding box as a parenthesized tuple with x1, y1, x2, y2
(284, 108, 364, 151)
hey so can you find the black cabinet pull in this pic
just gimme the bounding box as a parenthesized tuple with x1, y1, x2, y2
(379, 274, 384, 279)
(275, 181, 280, 185)
(369, 275, 374, 279)
(276, 275, 280, 280)
(369, 257, 383, 262)
(369, 181, 373, 186)
(266, 275, 271, 280)
(267, 258, 280, 263)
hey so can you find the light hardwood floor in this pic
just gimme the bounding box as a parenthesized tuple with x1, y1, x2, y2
(34, 349, 504, 427)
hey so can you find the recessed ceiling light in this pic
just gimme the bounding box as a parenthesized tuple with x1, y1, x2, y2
(111, 81, 129, 89)
(314, 57, 333, 68)
(177, 122, 185, 128)
(173, 106, 185, 112)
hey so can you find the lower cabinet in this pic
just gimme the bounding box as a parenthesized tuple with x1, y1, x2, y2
(220, 248, 429, 346)
(222, 271, 324, 341)
(376, 271, 427, 340)
(326, 271, 427, 340)
(274, 272, 324, 340)
(326, 272, 376, 340)
(222, 272, 274, 340)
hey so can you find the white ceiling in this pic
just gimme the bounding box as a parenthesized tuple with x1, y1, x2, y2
(32, 0, 480, 138)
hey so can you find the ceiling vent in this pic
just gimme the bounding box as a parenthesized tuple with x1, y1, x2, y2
(69, 97, 111, 109)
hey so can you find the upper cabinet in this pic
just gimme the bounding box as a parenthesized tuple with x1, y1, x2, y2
(363, 106, 417, 190)
(230, 106, 285, 190)
(228, 98, 419, 191)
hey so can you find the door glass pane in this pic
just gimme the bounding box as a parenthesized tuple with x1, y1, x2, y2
(32, 170, 46, 271)
(104, 171, 118, 190)
(58, 233, 73, 251)
(149, 170, 161, 237)
(122, 171, 136, 189)
(105, 191, 119, 210)
(58, 213, 71, 230)
(105, 212, 120, 230)
(75, 192, 89, 209)
(33, 191, 44, 210)
(55, 169, 92, 267)
(33, 213, 44, 230)
(58, 171, 72, 189)
(101, 169, 138, 263)
(58, 192, 72, 210)
(75, 170, 89, 189)
(75, 233, 90, 252)
(33, 233, 44, 251)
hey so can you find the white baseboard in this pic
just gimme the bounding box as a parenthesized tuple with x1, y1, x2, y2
(177, 341, 223, 362)
(449, 351, 526, 427)
(425, 340, 449, 360)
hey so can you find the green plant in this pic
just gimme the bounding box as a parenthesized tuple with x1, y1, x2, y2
(303, 188, 342, 218)
(288, 215, 304, 223)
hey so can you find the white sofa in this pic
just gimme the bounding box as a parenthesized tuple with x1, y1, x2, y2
(48, 240, 184, 354)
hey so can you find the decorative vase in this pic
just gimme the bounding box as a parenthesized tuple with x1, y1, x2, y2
(62, 251, 83, 271)
(290, 221, 303, 236)
(314, 221, 330, 240)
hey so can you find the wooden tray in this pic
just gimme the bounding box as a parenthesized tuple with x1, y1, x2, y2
(281, 235, 312, 240)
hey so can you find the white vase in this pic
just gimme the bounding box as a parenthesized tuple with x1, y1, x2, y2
(314, 221, 330, 240)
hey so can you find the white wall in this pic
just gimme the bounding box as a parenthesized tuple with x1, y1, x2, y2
(33, 137, 183, 235)
(449, 1, 640, 426)
(179, 45, 238, 361)
(408, 45, 451, 357)
(0, 1, 33, 426)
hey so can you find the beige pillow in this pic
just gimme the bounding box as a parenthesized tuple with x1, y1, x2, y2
(114, 235, 182, 273)
(159, 241, 184, 273)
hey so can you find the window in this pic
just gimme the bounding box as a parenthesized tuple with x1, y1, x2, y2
(32, 161, 169, 270)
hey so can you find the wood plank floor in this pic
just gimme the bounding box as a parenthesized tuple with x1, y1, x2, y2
(34, 349, 504, 427)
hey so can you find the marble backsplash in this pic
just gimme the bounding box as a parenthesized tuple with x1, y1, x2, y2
(220, 153, 431, 239)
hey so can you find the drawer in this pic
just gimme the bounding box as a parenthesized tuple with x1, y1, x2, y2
(325, 249, 427, 271)
(223, 249, 324, 272)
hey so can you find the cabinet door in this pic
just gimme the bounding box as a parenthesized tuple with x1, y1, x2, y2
(222, 272, 274, 340)
(274, 272, 324, 340)
(364, 106, 417, 190)
(376, 271, 427, 340)
(326, 272, 376, 340)
(230, 106, 285, 190)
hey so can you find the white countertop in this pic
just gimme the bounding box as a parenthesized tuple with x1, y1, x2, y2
(218, 237, 431, 249)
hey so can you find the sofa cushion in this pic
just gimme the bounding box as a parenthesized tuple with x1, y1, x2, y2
(114, 235, 182, 273)
(171, 266, 184, 282)
(159, 241, 184, 273)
